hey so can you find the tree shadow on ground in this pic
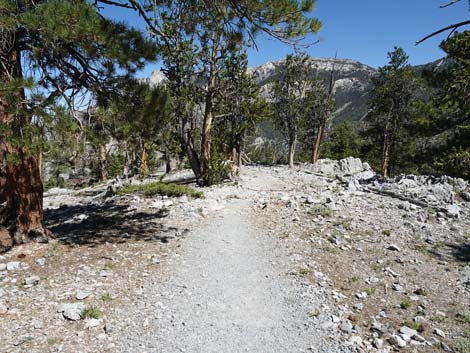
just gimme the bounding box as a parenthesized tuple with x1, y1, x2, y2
(448, 243, 470, 262)
(44, 201, 174, 247)
(427, 241, 470, 263)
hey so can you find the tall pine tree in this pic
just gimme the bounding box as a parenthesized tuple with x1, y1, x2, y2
(0, 0, 156, 251)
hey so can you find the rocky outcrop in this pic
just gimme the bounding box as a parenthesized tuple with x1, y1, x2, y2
(308, 157, 376, 181)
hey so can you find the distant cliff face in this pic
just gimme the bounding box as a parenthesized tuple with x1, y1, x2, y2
(249, 58, 377, 124)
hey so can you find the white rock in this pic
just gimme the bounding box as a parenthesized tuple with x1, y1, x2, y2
(24, 275, 40, 286)
(35, 258, 46, 266)
(76, 290, 91, 300)
(85, 318, 100, 328)
(433, 328, 445, 337)
(6, 262, 22, 271)
(373, 338, 384, 349)
(445, 204, 460, 218)
(58, 303, 85, 321)
(389, 334, 407, 348)
(400, 326, 417, 338)
(0, 264, 6, 271)
(0, 303, 8, 314)
(339, 320, 353, 334)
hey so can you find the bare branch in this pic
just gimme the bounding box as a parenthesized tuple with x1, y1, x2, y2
(416, 20, 470, 45)
(440, 0, 461, 8)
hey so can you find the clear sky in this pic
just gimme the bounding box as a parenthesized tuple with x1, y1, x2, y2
(102, 0, 469, 76)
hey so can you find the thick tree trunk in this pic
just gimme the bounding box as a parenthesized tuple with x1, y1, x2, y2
(99, 143, 107, 182)
(288, 136, 297, 168)
(312, 122, 325, 163)
(381, 132, 391, 178)
(0, 42, 50, 252)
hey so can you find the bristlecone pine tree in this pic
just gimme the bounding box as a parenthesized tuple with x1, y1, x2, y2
(0, 0, 156, 252)
(365, 47, 417, 178)
(272, 53, 333, 168)
(144, 0, 322, 185)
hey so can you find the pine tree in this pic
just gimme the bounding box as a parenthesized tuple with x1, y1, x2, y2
(272, 53, 333, 168)
(364, 47, 418, 178)
(140, 0, 321, 184)
(0, 0, 156, 251)
(217, 50, 267, 175)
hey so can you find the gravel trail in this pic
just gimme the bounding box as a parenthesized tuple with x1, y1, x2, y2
(113, 173, 349, 353)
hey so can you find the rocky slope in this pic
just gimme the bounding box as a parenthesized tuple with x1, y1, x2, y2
(249, 58, 376, 123)
(0, 160, 468, 352)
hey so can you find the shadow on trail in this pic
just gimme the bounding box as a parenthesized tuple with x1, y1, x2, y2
(45, 201, 174, 247)
(427, 241, 470, 263)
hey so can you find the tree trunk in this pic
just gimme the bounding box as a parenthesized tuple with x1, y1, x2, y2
(140, 142, 148, 176)
(164, 151, 172, 174)
(200, 35, 219, 186)
(288, 136, 297, 168)
(200, 93, 214, 184)
(0, 42, 50, 252)
(99, 143, 107, 182)
(312, 122, 325, 163)
(123, 148, 130, 182)
(381, 132, 391, 178)
(236, 144, 242, 170)
(38, 150, 43, 180)
(181, 119, 201, 181)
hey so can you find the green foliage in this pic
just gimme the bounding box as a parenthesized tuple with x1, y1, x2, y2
(362, 47, 421, 176)
(400, 298, 412, 310)
(119, 182, 204, 199)
(401, 320, 424, 332)
(323, 121, 362, 160)
(107, 154, 125, 179)
(272, 53, 333, 164)
(80, 306, 101, 320)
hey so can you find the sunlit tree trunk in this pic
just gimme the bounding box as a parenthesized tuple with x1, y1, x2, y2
(381, 132, 391, 178)
(99, 143, 107, 182)
(312, 122, 325, 163)
(288, 135, 297, 168)
(200, 34, 219, 185)
(140, 141, 148, 176)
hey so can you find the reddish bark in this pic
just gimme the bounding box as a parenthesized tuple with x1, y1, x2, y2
(0, 41, 51, 252)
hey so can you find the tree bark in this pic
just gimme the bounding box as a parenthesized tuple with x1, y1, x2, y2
(164, 151, 172, 174)
(288, 135, 297, 168)
(0, 41, 50, 252)
(200, 34, 219, 186)
(123, 147, 130, 182)
(38, 150, 43, 180)
(381, 132, 391, 178)
(140, 142, 148, 176)
(99, 143, 107, 182)
(312, 122, 325, 163)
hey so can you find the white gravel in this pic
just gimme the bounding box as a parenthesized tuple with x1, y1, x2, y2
(112, 197, 350, 352)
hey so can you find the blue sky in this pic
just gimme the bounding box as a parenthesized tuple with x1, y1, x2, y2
(102, 0, 469, 76)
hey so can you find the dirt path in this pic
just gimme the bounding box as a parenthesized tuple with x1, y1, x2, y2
(111, 174, 349, 352)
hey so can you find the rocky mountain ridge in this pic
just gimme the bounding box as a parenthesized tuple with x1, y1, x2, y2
(143, 57, 447, 124)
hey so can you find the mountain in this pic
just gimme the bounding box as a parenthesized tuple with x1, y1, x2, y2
(249, 58, 376, 124)
(143, 57, 446, 125)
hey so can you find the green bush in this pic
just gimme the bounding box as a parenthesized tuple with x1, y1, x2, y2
(119, 182, 203, 198)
